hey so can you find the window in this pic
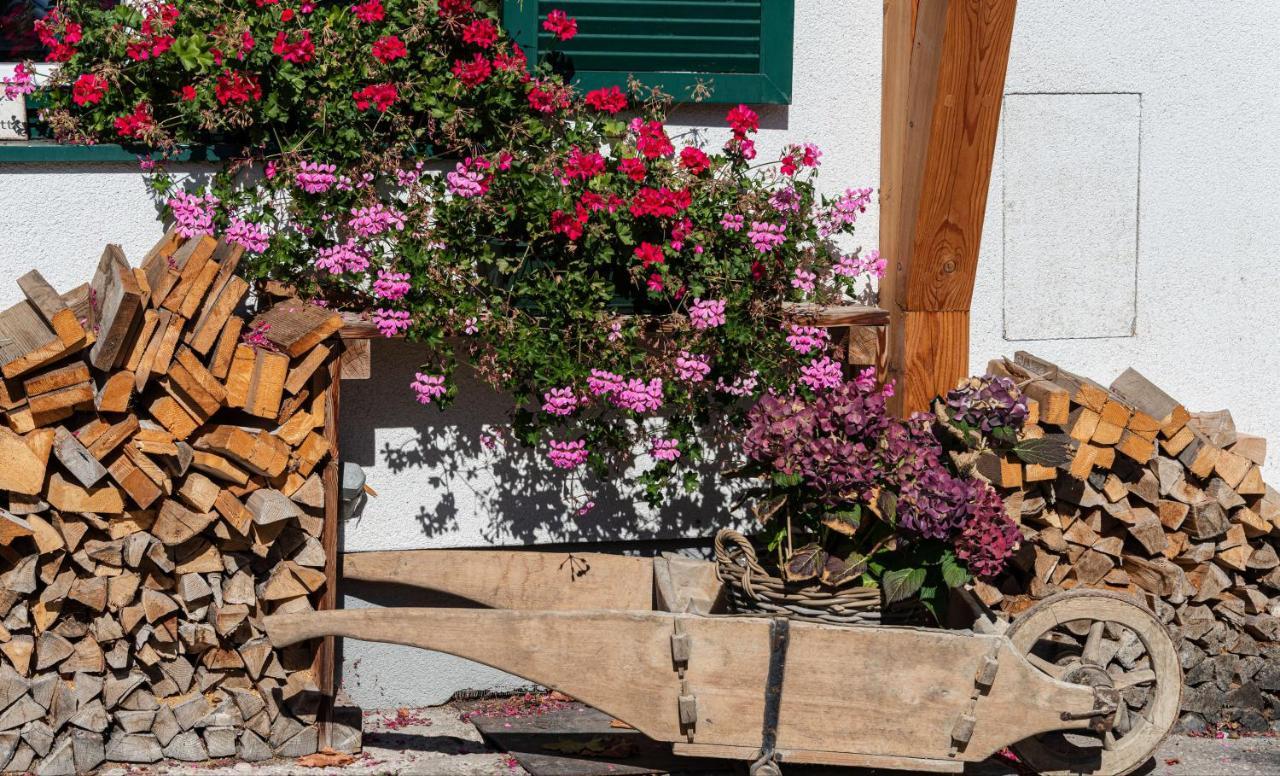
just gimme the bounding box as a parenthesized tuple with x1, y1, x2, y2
(1, 0, 50, 60)
(502, 0, 793, 104)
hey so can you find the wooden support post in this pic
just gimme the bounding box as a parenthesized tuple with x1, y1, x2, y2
(880, 0, 1017, 414)
(310, 351, 341, 748)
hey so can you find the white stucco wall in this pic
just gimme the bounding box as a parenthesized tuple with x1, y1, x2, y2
(2, 0, 1278, 706)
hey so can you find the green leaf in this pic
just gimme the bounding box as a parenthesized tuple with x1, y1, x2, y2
(771, 471, 803, 488)
(940, 551, 971, 589)
(881, 567, 926, 604)
(1011, 434, 1074, 467)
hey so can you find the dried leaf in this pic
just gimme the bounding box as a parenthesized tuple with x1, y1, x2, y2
(751, 494, 787, 525)
(819, 507, 860, 536)
(1011, 434, 1073, 467)
(821, 552, 867, 587)
(297, 748, 356, 768)
(782, 544, 825, 583)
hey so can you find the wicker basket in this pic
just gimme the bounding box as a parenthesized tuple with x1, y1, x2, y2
(714, 529, 883, 625)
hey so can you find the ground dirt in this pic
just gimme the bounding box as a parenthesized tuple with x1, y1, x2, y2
(94, 700, 1280, 776)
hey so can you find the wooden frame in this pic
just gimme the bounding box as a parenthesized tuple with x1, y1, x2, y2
(270, 553, 1177, 772)
(880, 0, 1017, 415)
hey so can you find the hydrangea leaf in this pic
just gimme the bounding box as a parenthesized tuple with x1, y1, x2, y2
(782, 544, 825, 583)
(881, 566, 926, 604)
(1010, 434, 1073, 467)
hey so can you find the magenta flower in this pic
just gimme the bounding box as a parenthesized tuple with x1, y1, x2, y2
(688, 298, 726, 330)
(675, 351, 711, 382)
(372, 269, 411, 301)
(372, 308, 411, 337)
(800, 356, 843, 391)
(719, 213, 744, 232)
(547, 439, 589, 469)
(791, 267, 817, 294)
(315, 240, 370, 274)
(651, 437, 681, 462)
(785, 325, 830, 355)
(748, 221, 786, 253)
(2, 63, 36, 101)
(295, 161, 337, 194)
(446, 157, 490, 198)
(348, 203, 405, 237)
(613, 377, 663, 413)
(587, 369, 625, 397)
(818, 186, 874, 236)
(411, 371, 446, 404)
(226, 217, 269, 254)
(542, 386, 579, 417)
(167, 191, 219, 237)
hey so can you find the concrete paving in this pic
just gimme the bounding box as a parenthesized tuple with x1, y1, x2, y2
(95, 702, 1280, 776)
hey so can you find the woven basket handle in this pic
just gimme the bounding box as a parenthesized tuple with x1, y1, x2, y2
(714, 528, 771, 600)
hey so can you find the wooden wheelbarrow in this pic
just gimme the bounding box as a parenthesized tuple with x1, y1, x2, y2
(264, 550, 1181, 776)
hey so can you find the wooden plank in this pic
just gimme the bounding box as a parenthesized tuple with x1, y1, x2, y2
(23, 361, 90, 398)
(882, 0, 1017, 414)
(17, 269, 84, 347)
(208, 317, 244, 380)
(0, 301, 80, 380)
(284, 345, 331, 396)
(155, 234, 217, 310)
(94, 370, 134, 413)
(188, 276, 248, 356)
(342, 550, 655, 611)
(313, 361, 340, 749)
(52, 426, 107, 488)
(264, 607, 1099, 763)
(88, 244, 145, 370)
(251, 301, 343, 358)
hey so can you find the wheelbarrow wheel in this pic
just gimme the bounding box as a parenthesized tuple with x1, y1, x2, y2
(1007, 590, 1182, 776)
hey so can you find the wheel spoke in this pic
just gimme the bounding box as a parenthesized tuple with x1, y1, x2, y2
(1081, 620, 1107, 666)
(1114, 701, 1132, 736)
(1103, 731, 1117, 751)
(1113, 667, 1156, 690)
(1026, 652, 1069, 679)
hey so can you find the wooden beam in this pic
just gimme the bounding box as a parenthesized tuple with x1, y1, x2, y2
(881, 0, 1017, 414)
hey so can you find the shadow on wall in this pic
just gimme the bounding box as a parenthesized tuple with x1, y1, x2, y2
(339, 339, 750, 549)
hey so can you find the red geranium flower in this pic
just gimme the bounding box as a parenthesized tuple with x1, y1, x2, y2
(114, 101, 154, 138)
(542, 9, 577, 41)
(634, 242, 665, 269)
(351, 0, 384, 23)
(438, 0, 473, 17)
(280, 8, 294, 21)
(562, 147, 605, 180)
(636, 121, 674, 159)
(71, 73, 107, 106)
(726, 104, 759, 137)
(584, 86, 627, 114)
(452, 54, 492, 88)
(551, 207, 587, 241)
(617, 157, 646, 182)
(494, 44, 527, 72)
(679, 146, 710, 175)
(462, 18, 498, 48)
(372, 35, 408, 63)
(215, 70, 262, 105)
(352, 82, 398, 112)
(272, 30, 315, 64)
(179, 85, 197, 101)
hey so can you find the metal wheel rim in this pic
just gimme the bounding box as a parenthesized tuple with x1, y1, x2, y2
(1007, 591, 1182, 776)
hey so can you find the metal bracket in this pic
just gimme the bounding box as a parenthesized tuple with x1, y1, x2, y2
(754, 617, 791, 770)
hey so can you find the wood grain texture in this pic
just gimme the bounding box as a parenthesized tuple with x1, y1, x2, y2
(264, 608, 1098, 762)
(342, 550, 654, 611)
(882, 0, 1016, 415)
(311, 358, 340, 749)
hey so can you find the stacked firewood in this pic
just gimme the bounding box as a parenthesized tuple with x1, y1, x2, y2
(0, 230, 343, 772)
(978, 353, 1280, 730)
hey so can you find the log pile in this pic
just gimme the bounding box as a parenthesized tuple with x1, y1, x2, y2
(980, 353, 1280, 731)
(0, 231, 343, 772)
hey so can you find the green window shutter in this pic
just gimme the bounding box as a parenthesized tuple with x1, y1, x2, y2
(502, 0, 793, 105)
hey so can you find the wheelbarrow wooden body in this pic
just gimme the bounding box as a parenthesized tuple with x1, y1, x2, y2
(265, 549, 1181, 775)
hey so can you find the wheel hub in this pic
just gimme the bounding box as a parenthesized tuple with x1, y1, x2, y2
(1059, 663, 1120, 734)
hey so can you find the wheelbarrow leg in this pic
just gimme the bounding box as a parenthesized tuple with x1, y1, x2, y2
(343, 549, 655, 610)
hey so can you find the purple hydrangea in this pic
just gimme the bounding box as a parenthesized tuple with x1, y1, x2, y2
(944, 375, 1028, 435)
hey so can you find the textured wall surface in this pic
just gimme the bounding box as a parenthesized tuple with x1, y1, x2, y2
(3, 0, 1278, 706)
